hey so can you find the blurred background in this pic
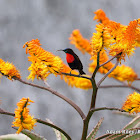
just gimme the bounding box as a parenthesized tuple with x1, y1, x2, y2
(0, 0, 140, 139)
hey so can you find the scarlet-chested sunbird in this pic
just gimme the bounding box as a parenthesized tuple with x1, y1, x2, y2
(57, 48, 86, 75)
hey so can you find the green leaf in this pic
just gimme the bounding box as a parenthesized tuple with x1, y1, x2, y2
(0, 133, 31, 140)
(123, 115, 140, 130)
(46, 119, 67, 140)
(113, 111, 137, 118)
(60, 133, 68, 140)
(122, 134, 140, 140)
(12, 127, 47, 140)
(105, 133, 128, 140)
(96, 115, 140, 140)
(95, 134, 111, 140)
(86, 117, 104, 140)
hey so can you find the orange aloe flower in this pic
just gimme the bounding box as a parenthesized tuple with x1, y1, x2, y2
(69, 29, 92, 55)
(12, 97, 36, 134)
(23, 39, 63, 80)
(0, 58, 21, 80)
(109, 65, 138, 83)
(123, 20, 140, 47)
(93, 9, 110, 25)
(108, 20, 140, 61)
(107, 21, 126, 43)
(91, 24, 112, 55)
(27, 55, 51, 81)
(89, 51, 138, 83)
(135, 19, 140, 46)
(122, 92, 140, 114)
(103, 21, 127, 61)
(93, 9, 140, 61)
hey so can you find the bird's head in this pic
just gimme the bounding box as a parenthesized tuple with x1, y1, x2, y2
(57, 48, 74, 54)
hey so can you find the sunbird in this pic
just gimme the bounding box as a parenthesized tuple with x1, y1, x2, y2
(57, 48, 86, 75)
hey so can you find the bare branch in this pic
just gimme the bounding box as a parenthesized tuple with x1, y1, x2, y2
(0, 108, 15, 116)
(99, 84, 140, 93)
(99, 53, 121, 68)
(135, 78, 140, 80)
(61, 72, 91, 81)
(97, 60, 119, 87)
(123, 83, 140, 92)
(13, 78, 86, 120)
(91, 107, 125, 113)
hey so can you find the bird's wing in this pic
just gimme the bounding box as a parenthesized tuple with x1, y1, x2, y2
(73, 52, 83, 69)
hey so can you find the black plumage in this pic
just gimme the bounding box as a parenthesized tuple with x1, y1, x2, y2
(58, 48, 86, 75)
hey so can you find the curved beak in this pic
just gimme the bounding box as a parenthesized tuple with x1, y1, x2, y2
(57, 49, 63, 52)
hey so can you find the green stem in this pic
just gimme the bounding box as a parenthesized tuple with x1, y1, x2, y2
(92, 52, 100, 79)
(81, 111, 93, 140)
(81, 79, 98, 140)
(81, 52, 100, 140)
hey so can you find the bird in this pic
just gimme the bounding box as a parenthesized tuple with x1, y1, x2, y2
(57, 48, 86, 75)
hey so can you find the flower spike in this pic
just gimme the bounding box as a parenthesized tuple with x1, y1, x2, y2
(0, 58, 21, 80)
(12, 97, 36, 134)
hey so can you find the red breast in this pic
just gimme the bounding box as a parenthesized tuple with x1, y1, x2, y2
(66, 53, 75, 63)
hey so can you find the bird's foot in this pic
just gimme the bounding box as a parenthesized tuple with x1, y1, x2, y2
(69, 70, 72, 75)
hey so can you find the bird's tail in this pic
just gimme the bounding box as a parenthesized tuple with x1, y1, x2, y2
(79, 70, 86, 75)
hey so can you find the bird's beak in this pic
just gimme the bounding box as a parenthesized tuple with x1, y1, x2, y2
(57, 49, 63, 52)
